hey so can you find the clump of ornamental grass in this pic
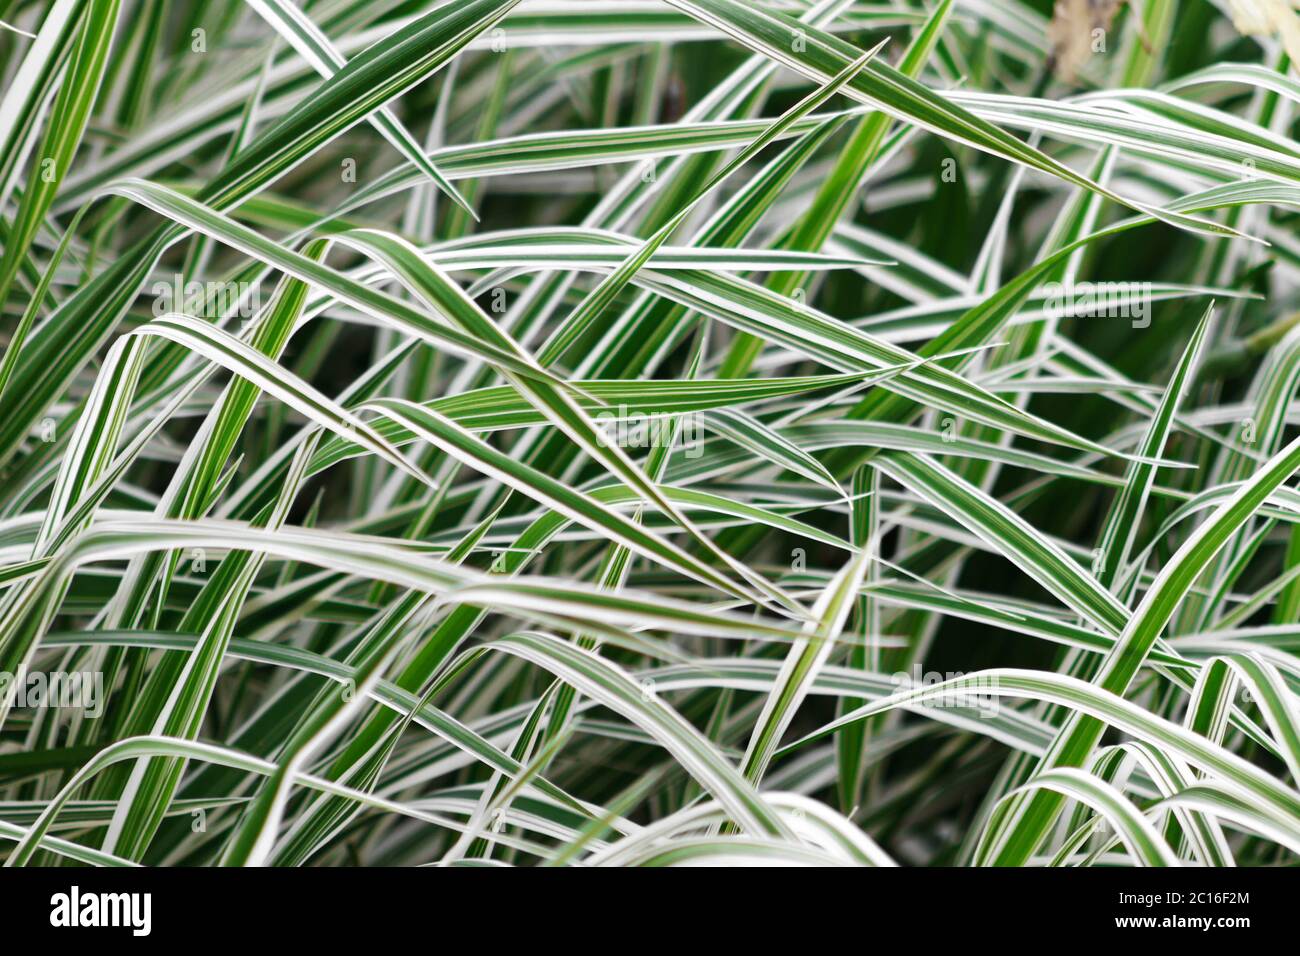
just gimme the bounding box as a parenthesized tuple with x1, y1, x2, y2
(0, 0, 1298, 867)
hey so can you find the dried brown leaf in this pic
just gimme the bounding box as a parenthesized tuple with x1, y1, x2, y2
(1047, 0, 1124, 81)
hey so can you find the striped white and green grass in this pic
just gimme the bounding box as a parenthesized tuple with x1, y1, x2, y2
(1, 0, 1299, 866)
